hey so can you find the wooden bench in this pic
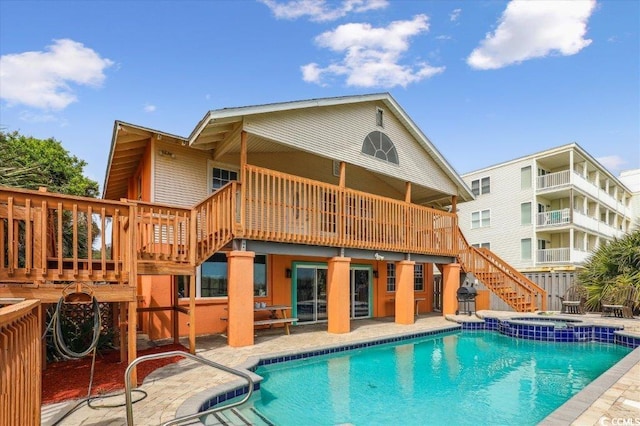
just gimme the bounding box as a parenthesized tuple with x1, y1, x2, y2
(253, 317, 298, 335)
(220, 317, 298, 335)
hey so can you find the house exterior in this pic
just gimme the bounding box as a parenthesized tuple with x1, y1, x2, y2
(1, 93, 546, 363)
(458, 143, 635, 308)
(101, 93, 481, 346)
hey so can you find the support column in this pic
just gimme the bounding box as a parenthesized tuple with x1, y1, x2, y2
(128, 300, 138, 385)
(227, 250, 255, 347)
(395, 260, 415, 324)
(189, 272, 196, 354)
(442, 263, 461, 315)
(424, 263, 434, 313)
(327, 256, 351, 334)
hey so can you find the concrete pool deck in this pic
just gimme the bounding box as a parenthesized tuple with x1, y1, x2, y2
(42, 311, 640, 425)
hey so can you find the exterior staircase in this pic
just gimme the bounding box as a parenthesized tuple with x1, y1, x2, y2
(456, 228, 547, 312)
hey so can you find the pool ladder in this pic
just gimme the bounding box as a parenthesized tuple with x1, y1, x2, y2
(124, 351, 256, 426)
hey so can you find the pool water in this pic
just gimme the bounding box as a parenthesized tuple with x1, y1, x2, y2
(251, 331, 631, 426)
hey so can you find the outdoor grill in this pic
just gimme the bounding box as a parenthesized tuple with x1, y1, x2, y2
(456, 283, 478, 316)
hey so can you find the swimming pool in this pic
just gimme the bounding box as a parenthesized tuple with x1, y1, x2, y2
(235, 331, 630, 426)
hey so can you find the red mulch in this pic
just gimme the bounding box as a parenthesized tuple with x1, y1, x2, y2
(42, 344, 188, 404)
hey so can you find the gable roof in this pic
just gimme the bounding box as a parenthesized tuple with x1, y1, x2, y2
(103, 93, 473, 202)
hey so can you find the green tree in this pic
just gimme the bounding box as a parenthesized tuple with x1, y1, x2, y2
(0, 130, 99, 197)
(579, 228, 640, 311)
(1, 131, 110, 360)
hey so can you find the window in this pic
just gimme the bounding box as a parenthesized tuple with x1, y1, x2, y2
(414, 264, 424, 291)
(521, 202, 532, 225)
(471, 177, 490, 196)
(521, 238, 532, 261)
(471, 242, 491, 250)
(362, 131, 399, 165)
(201, 253, 229, 297)
(212, 167, 238, 191)
(386, 263, 395, 292)
(521, 166, 531, 189)
(181, 253, 267, 298)
(376, 108, 384, 127)
(471, 209, 490, 228)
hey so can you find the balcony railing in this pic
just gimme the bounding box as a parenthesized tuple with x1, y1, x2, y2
(536, 209, 570, 227)
(536, 171, 631, 215)
(242, 165, 458, 257)
(1, 187, 132, 283)
(2, 163, 460, 283)
(536, 248, 590, 264)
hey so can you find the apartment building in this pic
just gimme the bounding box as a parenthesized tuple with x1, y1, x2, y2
(458, 143, 635, 299)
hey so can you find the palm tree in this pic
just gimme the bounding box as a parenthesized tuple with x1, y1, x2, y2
(578, 228, 640, 312)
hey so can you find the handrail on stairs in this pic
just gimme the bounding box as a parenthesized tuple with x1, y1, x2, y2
(124, 351, 255, 426)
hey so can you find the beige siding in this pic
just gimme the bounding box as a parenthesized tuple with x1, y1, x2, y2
(243, 101, 457, 195)
(458, 158, 536, 269)
(154, 140, 209, 206)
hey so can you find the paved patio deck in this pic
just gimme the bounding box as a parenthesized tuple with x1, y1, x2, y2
(42, 311, 640, 426)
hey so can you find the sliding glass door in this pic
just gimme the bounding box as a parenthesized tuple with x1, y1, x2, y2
(294, 264, 327, 323)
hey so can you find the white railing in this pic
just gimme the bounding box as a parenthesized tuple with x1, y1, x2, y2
(536, 209, 570, 227)
(537, 171, 629, 215)
(536, 170, 570, 190)
(536, 248, 591, 264)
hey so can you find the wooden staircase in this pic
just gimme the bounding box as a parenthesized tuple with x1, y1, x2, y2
(456, 228, 547, 312)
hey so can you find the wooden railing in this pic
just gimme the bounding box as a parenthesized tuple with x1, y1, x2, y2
(242, 165, 458, 256)
(134, 201, 192, 264)
(456, 228, 547, 312)
(1, 187, 131, 283)
(193, 182, 237, 264)
(0, 299, 41, 426)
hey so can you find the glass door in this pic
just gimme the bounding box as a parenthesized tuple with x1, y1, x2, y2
(350, 268, 371, 318)
(294, 265, 327, 323)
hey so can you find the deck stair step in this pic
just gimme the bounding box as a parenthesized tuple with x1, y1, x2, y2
(201, 405, 275, 426)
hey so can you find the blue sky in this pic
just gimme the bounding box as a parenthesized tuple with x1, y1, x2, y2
(1, 0, 638, 192)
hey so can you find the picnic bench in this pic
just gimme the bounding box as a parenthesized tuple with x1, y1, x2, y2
(253, 304, 297, 335)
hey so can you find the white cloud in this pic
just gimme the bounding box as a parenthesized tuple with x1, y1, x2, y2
(143, 103, 157, 113)
(436, 35, 452, 41)
(260, 0, 388, 22)
(302, 14, 445, 88)
(0, 39, 113, 110)
(597, 155, 627, 173)
(450, 8, 462, 22)
(18, 110, 67, 126)
(467, 0, 596, 70)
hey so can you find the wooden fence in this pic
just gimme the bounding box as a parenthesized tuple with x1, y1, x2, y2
(0, 299, 41, 426)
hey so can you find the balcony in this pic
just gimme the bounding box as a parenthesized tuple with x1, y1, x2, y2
(536, 208, 626, 239)
(536, 171, 631, 215)
(536, 248, 591, 265)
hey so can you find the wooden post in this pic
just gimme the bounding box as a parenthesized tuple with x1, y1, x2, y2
(405, 182, 412, 203)
(172, 277, 179, 345)
(239, 131, 247, 233)
(119, 302, 127, 363)
(128, 300, 138, 385)
(189, 272, 196, 354)
(451, 195, 457, 214)
(327, 256, 351, 334)
(339, 161, 346, 187)
(395, 260, 415, 324)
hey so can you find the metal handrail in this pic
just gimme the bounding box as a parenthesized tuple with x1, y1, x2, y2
(124, 351, 255, 426)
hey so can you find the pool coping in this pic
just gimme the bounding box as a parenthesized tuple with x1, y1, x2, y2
(175, 321, 637, 425)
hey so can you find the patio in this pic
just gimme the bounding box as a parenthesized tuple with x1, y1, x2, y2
(42, 311, 640, 426)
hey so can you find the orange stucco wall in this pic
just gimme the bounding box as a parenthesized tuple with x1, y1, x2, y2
(138, 253, 441, 340)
